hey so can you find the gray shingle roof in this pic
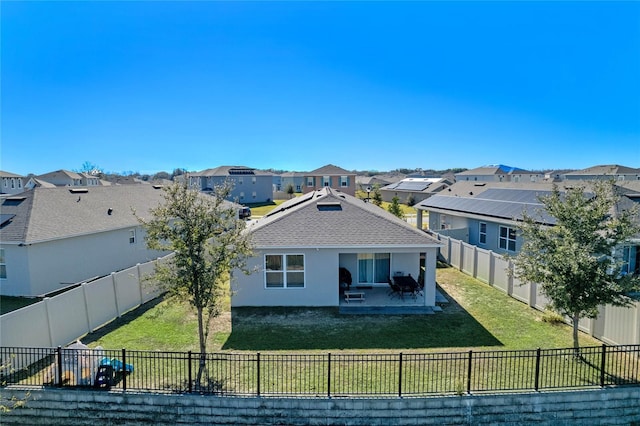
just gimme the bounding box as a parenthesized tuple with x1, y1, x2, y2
(248, 188, 440, 248)
(0, 185, 168, 244)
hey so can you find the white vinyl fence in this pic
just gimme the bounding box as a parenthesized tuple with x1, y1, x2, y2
(0, 254, 172, 350)
(437, 235, 640, 346)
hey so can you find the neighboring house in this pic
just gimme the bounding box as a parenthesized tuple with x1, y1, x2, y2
(0, 171, 26, 195)
(188, 166, 273, 204)
(0, 185, 174, 296)
(280, 172, 306, 193)
(415, 180, 640, 274)
(232, 187, 442, 308)
(24, 178, 57, 191)
(562, 164, 640, 182)
(379, 177, 452, 204)
(36, 170, 86, 187)
(356, 175, 397, 192)
(303, 164, 356, 196)
(455, 165, 545, 183)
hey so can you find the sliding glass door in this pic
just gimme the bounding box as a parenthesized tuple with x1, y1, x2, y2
(357, 253, 390, 284)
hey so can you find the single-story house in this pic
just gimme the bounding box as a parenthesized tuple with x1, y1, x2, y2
(232, 187, 442, 308)
(415, 180, 640, 274)
(379, 177, 452, 204)
(0, 185, 174, 296)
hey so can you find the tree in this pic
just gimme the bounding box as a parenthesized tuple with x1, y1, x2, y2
(75, 161, 103, 176)
(285, 183, 295, 198)
(387, 196, 405, 219)
(371, 184, 383, 207)
(512, 181, 640, 352)
(138, 181, 253, 387)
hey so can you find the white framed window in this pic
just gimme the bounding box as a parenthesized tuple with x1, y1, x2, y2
(296, 185, 301, 192)
(340, 176, 348, 187)
(0, 248, 6, 279)
(499, 226, 516, 252)
(323, 176, 331, 187)
(252, 177, 256, 184)
(307, 177, 314, 187)
(265, 254, 305, 288)
(240, 192, 245, 200)
(129, 229, 136, 244)
(252, 191, 257, 199)
(238, 177, 243, 185)
(357, 253, 391, 284)
(479, 222, 487, 245)
(621, 245, 638, 275)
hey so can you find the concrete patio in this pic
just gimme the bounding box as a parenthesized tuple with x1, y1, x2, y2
(338, 285, 448, 315)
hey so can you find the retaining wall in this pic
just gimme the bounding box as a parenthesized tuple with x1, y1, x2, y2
(1, 387, 639, 425)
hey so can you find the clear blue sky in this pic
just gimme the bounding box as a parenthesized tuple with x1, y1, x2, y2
(2, 1, 639, 176)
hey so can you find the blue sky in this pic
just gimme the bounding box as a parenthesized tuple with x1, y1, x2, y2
(2, 1, 639, 176)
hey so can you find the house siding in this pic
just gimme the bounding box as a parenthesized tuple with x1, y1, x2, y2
(1, 226, 167, 297)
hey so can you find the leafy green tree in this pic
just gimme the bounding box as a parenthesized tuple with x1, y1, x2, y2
(406, 194, 416, 207)
(286, 183, 295, 198)
(512, 181, 640, 352)
(372, 184, 383, 207)
(138, 181, 253, 386)
(387, 196, 405, 219)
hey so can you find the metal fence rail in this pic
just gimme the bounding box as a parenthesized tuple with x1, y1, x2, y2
(2, 345, 639, 397)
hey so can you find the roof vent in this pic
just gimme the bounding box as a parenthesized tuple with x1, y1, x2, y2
(317, 201, 342, 211)
(69, 188, 89, 193)
(107, 208, 113, 215)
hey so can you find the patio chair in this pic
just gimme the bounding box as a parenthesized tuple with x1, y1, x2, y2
(387, 278, 402, 299)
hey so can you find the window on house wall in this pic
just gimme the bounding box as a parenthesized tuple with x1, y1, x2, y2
(621, 245, 639, 275)
(252, 177, 256, 184)
(0, 248, 6, 279)
(17, 179, 22, 188)
(357, 253, 390, 284)
(238, 177, 243, 185)
(129, 229, 136, 244)
(499, 226, 516, 252)
(296, 185, 301, 192)
(240, 192, 245, 200)
(307, 177, 314, 187)
(479, 222, 487, 244)
(10, 179, 15, 189)
(323, 176, 331, 187)
(340, 176, 348, 187)
(252, 191, 257, 199)
(265, 254, 305, 288)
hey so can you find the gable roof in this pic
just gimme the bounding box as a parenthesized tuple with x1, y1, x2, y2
(248, 188, 440, 248)
(190, 166, 270, 177)
(37, 169, 84, 181)
(0, 171, 25, 178)
(307, 164, 354, 176)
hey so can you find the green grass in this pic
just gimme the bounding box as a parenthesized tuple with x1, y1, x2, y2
(83, 265, 600, 353)
(244, 199, 288, 216)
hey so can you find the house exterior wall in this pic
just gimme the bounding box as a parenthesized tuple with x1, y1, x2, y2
(232, 247, 338, 307)
(201, 176, 273, 204)
(1, 226, 167, 297)
(1, 177, 25, 195)
(303, 174, 356, 196)
(232, 248, 437, 307)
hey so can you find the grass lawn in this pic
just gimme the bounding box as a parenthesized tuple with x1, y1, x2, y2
(84, 265, 600, 353)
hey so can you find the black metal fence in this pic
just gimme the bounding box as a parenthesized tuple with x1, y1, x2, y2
(1, 345, 639, 397)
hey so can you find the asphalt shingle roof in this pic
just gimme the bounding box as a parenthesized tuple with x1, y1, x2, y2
(0, 185, 168, 244)
(248, 188, 440, 248)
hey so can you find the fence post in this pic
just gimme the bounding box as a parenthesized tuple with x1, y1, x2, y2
(56, 346, 63, 388)
(534, 348, 541, 391)
(256, 352, 261, 397)
(327, 353, 331, 398)
(600, 344, 607, 387)
(398, 352, 403, 398)
(188, 351, 192, 393)
(466, 350, 473, 394)
(122, 348, 127, 393)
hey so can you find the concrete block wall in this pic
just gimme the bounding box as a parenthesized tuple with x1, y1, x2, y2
(1, 387, 639, 425)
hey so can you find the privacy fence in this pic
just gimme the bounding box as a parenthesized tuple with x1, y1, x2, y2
(436, 234, 640, 346)
(1, 345, 639, 397)
(0, 254, 171, 352)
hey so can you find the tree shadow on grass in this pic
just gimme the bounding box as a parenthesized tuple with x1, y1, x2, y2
(222, 286, 502, 351)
